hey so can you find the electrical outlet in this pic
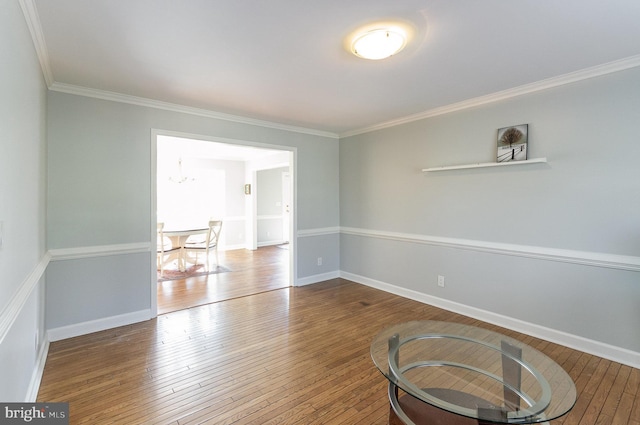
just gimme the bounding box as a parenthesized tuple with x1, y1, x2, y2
(437, 275, 445, 288)
(317, 257, 323, 266)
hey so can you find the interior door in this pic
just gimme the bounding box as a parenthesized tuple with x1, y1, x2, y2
(282, 171, 291, 243)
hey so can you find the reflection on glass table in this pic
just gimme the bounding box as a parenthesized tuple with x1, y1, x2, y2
(371, 321, 576, 425)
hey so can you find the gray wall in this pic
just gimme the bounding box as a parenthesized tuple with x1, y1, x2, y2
(46, 91, 339, 330)
(257, 167, 288, 245)
(340, 67, 640, 354)
(0, 0, 48, 401)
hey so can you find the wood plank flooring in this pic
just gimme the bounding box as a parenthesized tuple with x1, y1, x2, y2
(38, 279, 639, 424)
(157, 245, 290, 315)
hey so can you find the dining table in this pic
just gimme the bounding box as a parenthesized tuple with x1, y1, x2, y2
(162, 226, 209, 272)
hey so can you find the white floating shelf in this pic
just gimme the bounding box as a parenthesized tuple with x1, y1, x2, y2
(422, 157, 547, 172)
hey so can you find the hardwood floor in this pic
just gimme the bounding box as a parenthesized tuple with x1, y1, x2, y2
(157, 245, 290, 315)
(38, 279, 639, 425)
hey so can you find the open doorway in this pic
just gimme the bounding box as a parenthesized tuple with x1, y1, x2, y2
(152, 132, 295, 315)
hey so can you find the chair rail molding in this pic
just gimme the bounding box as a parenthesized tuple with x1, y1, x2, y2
(48, 242, 152, 261)
(340, 227, 640, 272)
(0, 252, 51, 345)
(297, 227, 341, 237)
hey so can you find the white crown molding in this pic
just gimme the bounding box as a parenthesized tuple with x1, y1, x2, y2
(18, 0, 331, 138)
(18, 0, 54, 87)
(19, 0, 335, 142)
(48, 82, 339, 139)
(0, 252, 50, 345)
(48, 242, 151, 261)
(19, 0, 640, 141)
(340, 54, 640, 138)
(340, 227, 640, 272)
(342, 271, 640, 369)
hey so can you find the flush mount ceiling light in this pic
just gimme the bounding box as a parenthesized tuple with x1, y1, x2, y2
(351, 27, 407, 60)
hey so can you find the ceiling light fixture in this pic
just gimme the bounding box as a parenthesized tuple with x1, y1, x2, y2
(351, 28, 407, 60)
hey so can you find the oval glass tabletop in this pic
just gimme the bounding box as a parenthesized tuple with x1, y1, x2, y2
(371, 321, 576, 424)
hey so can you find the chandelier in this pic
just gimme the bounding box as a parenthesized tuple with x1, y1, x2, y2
(168, 158, 194, 184)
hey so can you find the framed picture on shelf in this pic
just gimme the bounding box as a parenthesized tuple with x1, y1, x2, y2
(497, 124, 528, 162)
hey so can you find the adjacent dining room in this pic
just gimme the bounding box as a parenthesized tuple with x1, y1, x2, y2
(155, 134, 293, 314)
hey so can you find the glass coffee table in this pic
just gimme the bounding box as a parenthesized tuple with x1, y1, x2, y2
(371, 321, 576, 424)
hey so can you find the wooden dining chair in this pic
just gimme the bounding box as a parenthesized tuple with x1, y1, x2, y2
(183, 220, 223, 271)
(157, 222, 181, 276)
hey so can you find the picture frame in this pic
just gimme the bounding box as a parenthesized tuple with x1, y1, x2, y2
(497, 124, 528, 162)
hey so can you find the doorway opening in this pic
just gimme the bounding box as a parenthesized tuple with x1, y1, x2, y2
(151, 131, 295, 315)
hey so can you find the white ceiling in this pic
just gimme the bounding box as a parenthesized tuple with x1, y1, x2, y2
(29, 0, 640, 136)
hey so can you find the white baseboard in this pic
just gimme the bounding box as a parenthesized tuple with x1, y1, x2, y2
(258, 240, 287, 248)
(341, 271, 640, 369)
(25, 337, 49, 402)
(222, 244, 247, 251)
(47, 310, 152, 342)
(296, 271, 340, 287)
